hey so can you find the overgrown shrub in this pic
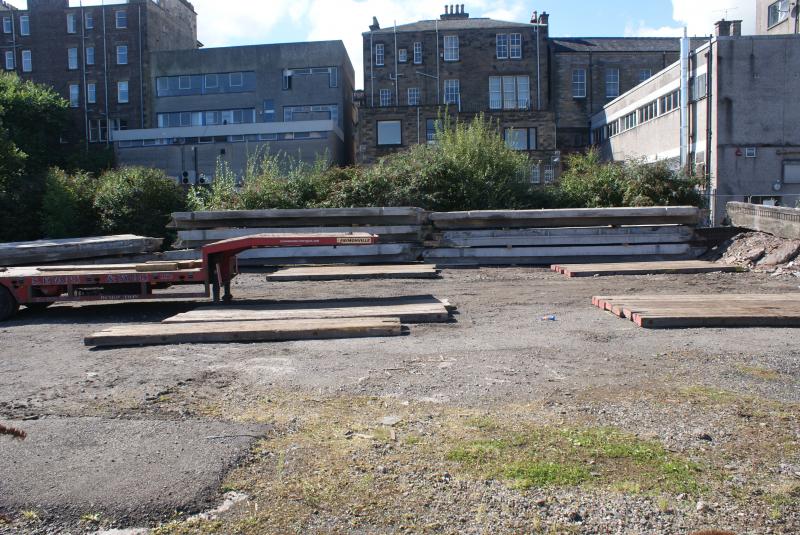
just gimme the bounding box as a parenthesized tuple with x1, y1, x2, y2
(40, 168, 99, 238)
(94, 167, 185, 245)
(558, 148, 703, 208)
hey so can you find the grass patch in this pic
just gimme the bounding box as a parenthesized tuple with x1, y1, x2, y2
(445, 425, 702, 494)
(735, 364, 782, 381)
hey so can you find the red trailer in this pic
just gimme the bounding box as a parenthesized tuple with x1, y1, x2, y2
(0, 233, 377, 321)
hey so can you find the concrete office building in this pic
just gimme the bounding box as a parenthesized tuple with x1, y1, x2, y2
(358, 6, 559, 183)
(0, 0, 198, 144)
(590, 22, 800, 224)
(756, 0, 799, 34)
(114, 41, 355, 182)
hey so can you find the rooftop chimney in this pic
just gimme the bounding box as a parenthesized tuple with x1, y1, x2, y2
(714, 19, 732, 36)
(730, 20, 742, 36)
(369, 16, 380, 31)
(441, 3, 469, 20)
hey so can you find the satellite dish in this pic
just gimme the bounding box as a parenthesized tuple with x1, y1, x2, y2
(773, 182, 782, 192)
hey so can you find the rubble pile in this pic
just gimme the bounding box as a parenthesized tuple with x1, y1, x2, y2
(712, 231, 800, 277)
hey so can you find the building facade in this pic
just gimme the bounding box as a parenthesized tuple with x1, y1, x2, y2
(0, 0, 197, 144)
(756, 0, 799, 34)
(113, 41, 355, 182)
(591, 24, 800, 223)
(357, 6, 559, 182)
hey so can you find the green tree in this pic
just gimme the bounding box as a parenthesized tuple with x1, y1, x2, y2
(40, 167, 99, 238)
(0, 74, 70, 241)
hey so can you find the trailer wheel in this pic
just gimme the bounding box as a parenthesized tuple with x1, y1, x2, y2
(0, 287, 19, 321)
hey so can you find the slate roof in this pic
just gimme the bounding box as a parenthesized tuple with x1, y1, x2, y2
(551, 37, 709, 53)
(365, 18, 533, 34)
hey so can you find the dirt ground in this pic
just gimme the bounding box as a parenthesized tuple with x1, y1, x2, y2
(1, 267, 800, 534)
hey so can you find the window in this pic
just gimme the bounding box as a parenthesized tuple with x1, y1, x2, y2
(639, 69, 652, 82)
(572, 69, 586, 98)
(86, 46, 95, 65)
(263, 99, 275, 122)
(605, 68, 619, 98)
(282, 70, 291, 90)
(659, 89, 680, 114)
(87, 83, 96, 104)
(398, 48, 407, 63)
(377, 120, 402, 146)
(329, 66, 338, 88)
(68, 47, 78, 70)
(426, 118, 441, 143)
(116, 45, 128, 65)
(621, 111, 637, 131)
(407, 87, 420, 106)
(504, 127, 537, 150)
(444, 35, 459, 61)
(67, 13, 76, 33)
(784, 160, 800, 184)
(379, 88, 391, 107)
(638, 100, 657, 123)
(19, 15, 29, 36)
(117, 81, 128, 103)
(375, 43, 384, 66)
(768, 0, 789, 27)
(204, 73, 218, 89)
(69, 84, 79, 107)
(489, 76, 502, 109)
(690, 73, 707, 101)
(2, 17, 10, 34)
(21, 50, 31, 72)
(496, 34, 508, 59)
(413, 42, 422, 64)
(745, 147, 757, 158)
(489, 76, 530, 110)
(4, 51, 13, 70)
(89, 119, 107, 142)
(444, 79, 460, 106)
(115, 10, 127, 29)
(85, 12, 94, 30)
(229, 72, 243, 87)
(510, 33, 522, 59)
(178, 75, 191, 90)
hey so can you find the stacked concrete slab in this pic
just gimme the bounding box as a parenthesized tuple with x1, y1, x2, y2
(423, 207, 703, 266)
(0, 235, 164, 267)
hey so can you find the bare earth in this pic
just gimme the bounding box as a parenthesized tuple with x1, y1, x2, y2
(1, 267, 799, 534)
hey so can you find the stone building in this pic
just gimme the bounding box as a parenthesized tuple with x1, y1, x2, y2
(0, 0, 198, 144)
(113, 41, 355, 182)
(590, 22, 800, 223)
(358, 5, 559, 183)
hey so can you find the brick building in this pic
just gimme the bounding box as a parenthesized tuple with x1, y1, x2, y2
(0, 0, 197, 145)
(358, 5, 558, 183)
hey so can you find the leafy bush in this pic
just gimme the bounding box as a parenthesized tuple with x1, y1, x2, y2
(558, 148, 702, 209)
(94, 167, 185, 245)
(40, 168, 99, 238)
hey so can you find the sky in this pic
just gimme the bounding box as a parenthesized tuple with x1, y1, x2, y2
(22, 0, 756, 88)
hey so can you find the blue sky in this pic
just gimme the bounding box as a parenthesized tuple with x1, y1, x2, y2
(28, 0, 754, 87)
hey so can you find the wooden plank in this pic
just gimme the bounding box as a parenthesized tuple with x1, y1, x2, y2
(437, 225, 695, 248)
(429, 207, 701, 229)
(0, 235, 164, 267)
(553, 261, 743, 278)
(85, 317, 403, 347)
(266, 264, 440, 281)
(163, 301, 450, 324)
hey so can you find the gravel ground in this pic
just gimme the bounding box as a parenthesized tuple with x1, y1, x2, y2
(1, 266, 799, 533)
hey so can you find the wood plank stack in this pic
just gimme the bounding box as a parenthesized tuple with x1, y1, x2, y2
(265, 264, 440, 281)
(84, 295, 455, 347)
(551, 260, 744, 278)
(169, 208, 425, 266)
(424, 207, 703, 266)
(593, 294, 800, 328)
(0, 235, 163, 267)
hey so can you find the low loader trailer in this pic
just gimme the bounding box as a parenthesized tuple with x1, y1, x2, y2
(0, 233, 378, 321)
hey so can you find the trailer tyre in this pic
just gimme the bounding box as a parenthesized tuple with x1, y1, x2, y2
(0, 287, 19, 321)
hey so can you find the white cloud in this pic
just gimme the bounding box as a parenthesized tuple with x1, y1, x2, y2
(626, 0, 757, 37)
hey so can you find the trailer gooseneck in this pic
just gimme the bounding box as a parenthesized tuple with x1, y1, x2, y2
(0, 233, 377, 321)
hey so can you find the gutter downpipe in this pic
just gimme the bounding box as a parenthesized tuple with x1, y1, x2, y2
(102, 0, 110, 146)
(394, 21, 398, 105)
(435, 19, 440, 104)
(80, 1, 88, 151)
(679, 27, 689, 171)
(535, 21, 541, 110)
(369, 31, 374, 107)
(138, 3, 144, 129)
(705, 36, 714, 224)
